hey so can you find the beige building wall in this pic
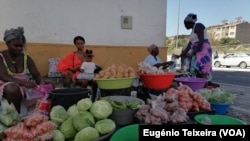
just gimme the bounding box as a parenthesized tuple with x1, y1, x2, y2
(0, 42, 168, 76)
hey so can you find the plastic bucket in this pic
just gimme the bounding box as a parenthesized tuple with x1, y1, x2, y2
(49, 88, 91, 110)
(110, 124, 139, 141)
(210, 103, 230, 115)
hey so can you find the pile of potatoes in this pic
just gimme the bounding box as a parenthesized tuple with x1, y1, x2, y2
(94, 63, 136, 79)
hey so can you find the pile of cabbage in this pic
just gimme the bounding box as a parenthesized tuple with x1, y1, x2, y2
(0, 98, 20, 140)
(49, 98, 116, 141)
(198, 88, 235, 104)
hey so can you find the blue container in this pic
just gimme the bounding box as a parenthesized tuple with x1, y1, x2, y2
(210, 103, 230, 115)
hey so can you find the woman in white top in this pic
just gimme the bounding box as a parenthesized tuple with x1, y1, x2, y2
(179, 13, 212, 80)
(144, 44, 173, 69)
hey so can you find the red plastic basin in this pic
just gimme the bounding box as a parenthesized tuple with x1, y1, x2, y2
(139, 73, 176, 89)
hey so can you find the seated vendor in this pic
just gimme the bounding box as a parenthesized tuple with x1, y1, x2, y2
(57, 36, 100, 101)
(144, 44, 173, 69)
(0, 27, 54, 113)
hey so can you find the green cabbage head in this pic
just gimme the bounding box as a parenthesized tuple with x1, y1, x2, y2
(50, 105, 69, 124)
(53, 129, 65, 141)
(95, 119, 116, 134)
(77, 98, 92, 111)
(72, 111, 95, 131)
(60, 117, 77, 140)
(74, 127, 99, 141)
(67, 104, 79, 116)
(90, 100, 113, 120)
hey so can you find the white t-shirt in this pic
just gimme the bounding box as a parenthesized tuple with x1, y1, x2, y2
(189, 23, 208, 43)
(80, 62, 96, 73)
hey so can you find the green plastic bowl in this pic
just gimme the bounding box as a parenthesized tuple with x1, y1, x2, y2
(194, 114, 246, 125)
(94, 77, 135, 90)
(110, 124, 139, 141)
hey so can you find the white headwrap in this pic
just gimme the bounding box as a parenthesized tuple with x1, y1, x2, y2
(148, 44, 158, 52)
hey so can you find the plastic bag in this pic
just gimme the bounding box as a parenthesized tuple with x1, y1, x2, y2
(168, 54, 177, 72)
(23, 84, 54, 106)
(181, 57, 191, 72)
(24, 84, 53, 100)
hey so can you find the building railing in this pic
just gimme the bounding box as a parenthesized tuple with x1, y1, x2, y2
(167, 44, 250, 55)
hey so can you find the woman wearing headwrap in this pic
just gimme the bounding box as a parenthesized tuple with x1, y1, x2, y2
(178, 13, 212, 81)
(0, 27, 54, 113)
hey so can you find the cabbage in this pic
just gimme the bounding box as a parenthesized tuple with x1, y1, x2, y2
(72, 111, 95, 131)
(60, 117, 77, 139)
(90, 100, 113, 120)
(53, 129, 65, 141)
(0, 122, 7, 140)
(95, 119, 116, 134)
(199, 88, 235, 103)
(67, 104, 79, 116)
(74, 127, 99, 141)
(77, 98, 92, 111)
(0, 100, 19, 126)
(50, 105, 69, 124)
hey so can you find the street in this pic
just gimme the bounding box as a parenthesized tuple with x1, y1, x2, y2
(212, 67, 250, 88)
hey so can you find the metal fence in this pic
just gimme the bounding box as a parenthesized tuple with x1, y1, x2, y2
(168, 44, 250, 55)
(212, 44, 250, 54)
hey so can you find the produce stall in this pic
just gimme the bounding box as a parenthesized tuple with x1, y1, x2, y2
(0, 63, 246, 141)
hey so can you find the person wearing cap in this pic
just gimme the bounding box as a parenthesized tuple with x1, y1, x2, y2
(178, 13, 212, 80)
(143, 44, 173, 69)
(0, 27, 54, 113)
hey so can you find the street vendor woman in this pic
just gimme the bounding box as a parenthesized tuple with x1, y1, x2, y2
(143, 44, 173, 69)
(178, 13, 212, 80)
(0, 27, 54, 113)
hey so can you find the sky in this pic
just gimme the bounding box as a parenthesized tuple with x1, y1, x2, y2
(166, 0, 250, 37)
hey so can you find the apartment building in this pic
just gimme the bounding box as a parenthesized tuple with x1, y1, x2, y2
(207, 21, 250, 44)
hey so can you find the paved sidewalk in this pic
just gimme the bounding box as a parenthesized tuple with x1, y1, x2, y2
(219, 83, 250, 124)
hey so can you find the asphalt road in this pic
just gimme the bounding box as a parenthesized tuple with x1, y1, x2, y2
(212, 67, 250, 88)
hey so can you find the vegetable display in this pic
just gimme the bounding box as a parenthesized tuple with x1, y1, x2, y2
(48, 98, 116, 141)
(3, 113, 57, 141)
(135, 85, 211, 124)
(108, 99, 141, 110)
(94, 63, 136, 79)
(0, 98, 19, 127)
(199, 88, 235, 104)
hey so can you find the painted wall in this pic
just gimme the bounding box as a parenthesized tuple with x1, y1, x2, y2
(0, 0, 168, 76)
(0, 0, 167, 46)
